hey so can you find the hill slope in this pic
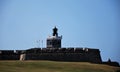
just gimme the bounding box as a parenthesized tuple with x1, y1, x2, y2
(0, 60, 120, 72)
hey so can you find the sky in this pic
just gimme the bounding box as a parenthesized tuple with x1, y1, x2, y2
(0, 0, 120, 63)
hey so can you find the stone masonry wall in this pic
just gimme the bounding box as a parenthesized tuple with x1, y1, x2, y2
(0, 48, 102, 63)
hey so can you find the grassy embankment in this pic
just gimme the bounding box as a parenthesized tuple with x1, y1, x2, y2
(0, 60, 120, 72)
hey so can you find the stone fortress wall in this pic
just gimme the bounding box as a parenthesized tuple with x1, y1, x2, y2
(25, 47, 102, 63)
(0, 47, 102, 63)
(0, 48, 119, 67)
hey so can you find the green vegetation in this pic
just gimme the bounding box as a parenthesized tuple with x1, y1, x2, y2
(0, 60, 119, 72)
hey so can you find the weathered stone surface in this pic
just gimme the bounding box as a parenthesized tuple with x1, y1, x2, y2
(0, 48, 102, 63)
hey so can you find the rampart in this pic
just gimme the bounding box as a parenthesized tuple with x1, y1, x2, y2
(0, 48, 102, 63)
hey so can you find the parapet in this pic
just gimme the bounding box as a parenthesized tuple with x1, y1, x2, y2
(0, 47, 100, 54)
(24, 47, 100, 54)
(84, 48, 100, 53)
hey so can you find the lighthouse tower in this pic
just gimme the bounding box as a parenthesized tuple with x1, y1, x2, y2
(47, 27, 62, 48)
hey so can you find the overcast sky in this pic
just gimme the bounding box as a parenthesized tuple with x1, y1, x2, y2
(0, 0, 120, 63)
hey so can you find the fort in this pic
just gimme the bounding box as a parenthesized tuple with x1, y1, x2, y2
(0, 27, 119, 67)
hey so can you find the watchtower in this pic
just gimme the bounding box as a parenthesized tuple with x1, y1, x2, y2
(47, 27, 62, 48)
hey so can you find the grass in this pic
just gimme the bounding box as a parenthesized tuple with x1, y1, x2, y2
(0, 60, 120, 72)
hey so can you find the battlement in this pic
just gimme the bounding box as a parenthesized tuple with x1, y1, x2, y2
(0, 48, 100, 54)
(25, 47, 100, 54)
